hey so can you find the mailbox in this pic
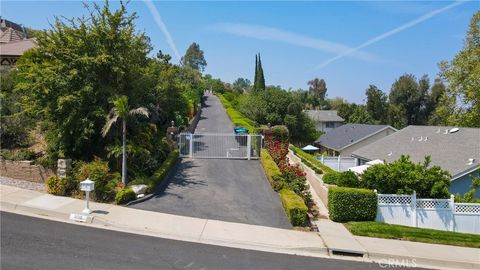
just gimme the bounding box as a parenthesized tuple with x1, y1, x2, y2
(80, 178, 95, 192)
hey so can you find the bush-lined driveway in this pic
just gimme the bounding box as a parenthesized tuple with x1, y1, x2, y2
(130, 93, 291, 229)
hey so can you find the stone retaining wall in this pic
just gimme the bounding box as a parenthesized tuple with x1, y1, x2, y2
(0, 159, 55, 183)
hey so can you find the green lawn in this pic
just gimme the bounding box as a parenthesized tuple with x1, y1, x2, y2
(345, 221, 480, 248)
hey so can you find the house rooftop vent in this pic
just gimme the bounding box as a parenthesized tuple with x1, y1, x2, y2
(467, 158, 475, 165)
(449, 127, 459, 133)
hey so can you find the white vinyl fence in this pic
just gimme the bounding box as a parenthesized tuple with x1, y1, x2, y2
(376, 191, 480, 234)
(316, 156, 357, 172)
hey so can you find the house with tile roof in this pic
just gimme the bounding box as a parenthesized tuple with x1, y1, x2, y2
(0, 18, 37, 71)
(304, 110, 344, 133)
(352, 126, 480, 197)
(315, 124, 397, 156)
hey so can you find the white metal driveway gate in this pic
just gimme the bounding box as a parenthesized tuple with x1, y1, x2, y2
(178, 133, 262, 159)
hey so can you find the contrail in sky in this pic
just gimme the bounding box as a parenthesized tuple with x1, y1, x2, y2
(315, 1, 468, 69)
(143, 0, 181, 61)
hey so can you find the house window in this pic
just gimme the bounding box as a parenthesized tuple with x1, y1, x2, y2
(326, 122, 335, 128)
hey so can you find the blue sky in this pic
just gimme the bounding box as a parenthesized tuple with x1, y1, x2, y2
(2, 1, 479, 103)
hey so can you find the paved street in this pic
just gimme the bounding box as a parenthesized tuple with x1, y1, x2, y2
(131, 93, 291, 229)
(1, 212, 383, 270)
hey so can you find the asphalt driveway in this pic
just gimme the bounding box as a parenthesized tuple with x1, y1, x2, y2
(130, 93, 291, 229)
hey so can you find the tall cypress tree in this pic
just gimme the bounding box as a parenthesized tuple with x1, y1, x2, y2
(253, 54, 258, 91)
(257, 53, 266, 91)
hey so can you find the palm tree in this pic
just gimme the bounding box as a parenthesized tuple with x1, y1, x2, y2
(102, 95, 149, 187)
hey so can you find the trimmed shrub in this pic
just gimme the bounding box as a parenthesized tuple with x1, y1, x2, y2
(148, 150, 179, 191)
(280, 189, 308, 226)
(271, 125, 289, 142)
(260, 149, 285, 191)
(45, 175, 76, 196)
(289, 145, 333, 174)
(328, 187, 377, 222)
(322, 171, 339, 185)
(115, 188, 136, 204)
(322, 171, 360, 188)
(74, 159, 116, 202)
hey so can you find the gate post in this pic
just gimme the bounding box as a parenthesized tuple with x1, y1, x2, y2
(189, 133, 194, 158)
(247, 135, 251, 160)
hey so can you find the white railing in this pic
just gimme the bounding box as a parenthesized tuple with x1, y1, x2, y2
(376, 191, 480, 234)
(178, 133, 262, 159)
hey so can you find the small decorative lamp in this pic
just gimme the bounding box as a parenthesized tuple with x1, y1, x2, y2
(80, 178, 95, 214)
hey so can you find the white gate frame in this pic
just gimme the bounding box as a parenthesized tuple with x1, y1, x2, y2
(178, 133, 262, 160)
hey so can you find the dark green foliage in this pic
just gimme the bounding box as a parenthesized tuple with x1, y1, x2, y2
(361, 155, 451, 198)
(115, 188, 136, 204)
(0, 70, 34, 149)
(365, 85, 388, 124)
(307, 78, 327, 109)
(322, 171, 360, 188)
(328, 187, 377, 222)
(74, 159, 116, 202)
(253, 53, 265, 92)
(280, 189, 308, 226)
(148, 150, 179, 191)
(15, 1, 152, 160)
(181, 42, 207, 72)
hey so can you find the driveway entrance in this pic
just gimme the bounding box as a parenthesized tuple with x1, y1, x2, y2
(130, 93, 291, 229)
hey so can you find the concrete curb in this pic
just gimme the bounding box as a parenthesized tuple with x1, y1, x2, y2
(367, 252, 480, 270)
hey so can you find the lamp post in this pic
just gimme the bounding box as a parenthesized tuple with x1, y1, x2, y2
(80, 178, 95, 214)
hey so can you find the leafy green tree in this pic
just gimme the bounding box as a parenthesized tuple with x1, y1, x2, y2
(348, 105, 375, 124)
(181, 42, 207, 72)
(15, 1, 152, 160)
(102, 96, 149, 186)
(0, 70, 34, 148)
(308, 78, 327, 108)
(232, 77, 251, 93)
(361, 155, 451, 198)
(365, 85, 388, 123)
(426, 78, 447, 125)
(437, 11, 480, 127)
(388, 74, 429, 127)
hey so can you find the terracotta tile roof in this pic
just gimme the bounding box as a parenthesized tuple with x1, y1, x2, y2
(0, 38, 37, 56)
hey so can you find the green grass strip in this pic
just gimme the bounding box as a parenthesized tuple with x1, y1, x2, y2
(346, 221, 480, 248)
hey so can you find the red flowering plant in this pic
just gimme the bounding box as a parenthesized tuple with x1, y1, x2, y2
(279, 163, 312, 204)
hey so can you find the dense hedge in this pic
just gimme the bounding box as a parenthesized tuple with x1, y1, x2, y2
(115, 188, 136, 204)
(148, 149, 179, 191)
(322, 171, 360, 187)
(280, 189, 308, 226)
(260, 149, 285, 191)
(289, 145, 333, 174)
(328, 187, 377, 222)
(217, 94, 257, 132)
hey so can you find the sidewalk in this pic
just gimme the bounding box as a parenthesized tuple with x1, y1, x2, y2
(0, 184, 327, 258)
(1, 184, 479, 269)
